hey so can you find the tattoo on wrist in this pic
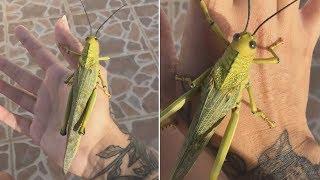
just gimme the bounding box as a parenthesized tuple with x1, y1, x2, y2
(209, 130, 320, 179)
(92, 123, 158, 179)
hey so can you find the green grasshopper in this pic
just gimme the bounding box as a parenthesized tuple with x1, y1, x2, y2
(160, 0, 298, 179)
(59, 0, 126, 173)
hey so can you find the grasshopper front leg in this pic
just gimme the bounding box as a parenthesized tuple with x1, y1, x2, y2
(98, 56, 110, 61)
(175, 67, 212, 88)
(98, 73, 111, 97)
(58, 44, 82, 56)
(73, 88, 97, 135)
(246, 83, 275, 128)
(199, 0, 229, 45)
(210, 103, 241, 180)
(254, 38, 283, 64)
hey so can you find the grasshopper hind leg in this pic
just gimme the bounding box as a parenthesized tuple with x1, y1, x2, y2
(210, 103, 241, 180)
(73, 88, 97, 135)
(61, 89, 73, 136)
(64, 73, 74, 85)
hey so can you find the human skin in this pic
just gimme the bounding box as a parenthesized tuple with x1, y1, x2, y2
(0, 172, 13, 180)
(161, 0, 320, 179)
(0, 16, 158, 179)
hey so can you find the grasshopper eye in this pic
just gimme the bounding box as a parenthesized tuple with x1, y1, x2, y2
(233, 33, 241, 41)
(249, 40, 256, 49)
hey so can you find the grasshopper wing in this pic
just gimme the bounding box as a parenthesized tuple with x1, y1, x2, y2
(171, 72, 241, 179)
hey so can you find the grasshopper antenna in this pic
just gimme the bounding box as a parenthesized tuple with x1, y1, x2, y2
(243, 0, 250, 32)
(95, 4, 127, 37)
(79, 0, 93, 35)
(253, 0, 298, 35)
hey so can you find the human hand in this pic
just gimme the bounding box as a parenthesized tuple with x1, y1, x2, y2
(161, 0, 320, 177)
(0, 16, 127, 177)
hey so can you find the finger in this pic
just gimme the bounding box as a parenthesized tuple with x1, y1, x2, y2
(0, 79, 36, 113)
(160, 9, 179, 107)
(277, 0, 300, 21)
(203, 0, 233, 13)
(0, 106, 31, 136)
(0, 56, 42, 95)
(55, 15, 83, 69)
(301, 0, 320, 35)
(15, 25, 58, 71)
(0, 171, 14, 180)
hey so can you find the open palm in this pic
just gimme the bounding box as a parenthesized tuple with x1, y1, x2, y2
(0, 16, 113, 176)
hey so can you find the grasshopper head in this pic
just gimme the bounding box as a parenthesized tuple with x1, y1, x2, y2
(83, 36, 100, 60)
(230, 32, 257, 57)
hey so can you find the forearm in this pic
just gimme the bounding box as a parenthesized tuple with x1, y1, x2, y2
(83, 120, 159, 179)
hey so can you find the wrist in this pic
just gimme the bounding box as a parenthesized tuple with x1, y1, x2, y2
(210, 113, 318, 172)
(82, 120, 130, 178)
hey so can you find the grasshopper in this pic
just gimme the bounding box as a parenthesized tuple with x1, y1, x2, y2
(160, 0, 298, 179)
(59, 0, 126, 173)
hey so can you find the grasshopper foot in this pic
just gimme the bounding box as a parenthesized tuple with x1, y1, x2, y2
(253, 110, 276, 128)
(60, 128, 67, 136)
(175, 74, 194, 88)
(64, 74, 74, 86)
(64, 80, 73, 86)
(78, 127, 85, 135)
(73, 124, 85, 135)
(73, 123, 80, 131)
(268, 38, 284, 50)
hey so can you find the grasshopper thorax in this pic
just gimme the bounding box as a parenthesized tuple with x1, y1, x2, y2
(80, 36, 100, 67)
(230, 32, 257, 58)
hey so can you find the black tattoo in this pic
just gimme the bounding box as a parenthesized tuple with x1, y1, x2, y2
(240, 130, 320, 179)
(211, 130, 320, 180)
(92, 124, 158, 180)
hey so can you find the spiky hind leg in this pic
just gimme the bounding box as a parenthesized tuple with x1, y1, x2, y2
(210, 103, 241, 180)
(160, 86, 199, 129)
(60, 89, 73, 136)
(64, 73, 74, 85)
(161, 68, 212, 128)
(73, 88, 97, 135)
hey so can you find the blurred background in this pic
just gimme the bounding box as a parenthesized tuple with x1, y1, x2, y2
(160, 0, 320, 179)
(0, 0, 158, 179)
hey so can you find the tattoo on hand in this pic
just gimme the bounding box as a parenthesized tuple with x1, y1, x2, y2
(214, 130, 320, 179)
(92, 124, 158, 180)
(243, 130, 320, 179)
